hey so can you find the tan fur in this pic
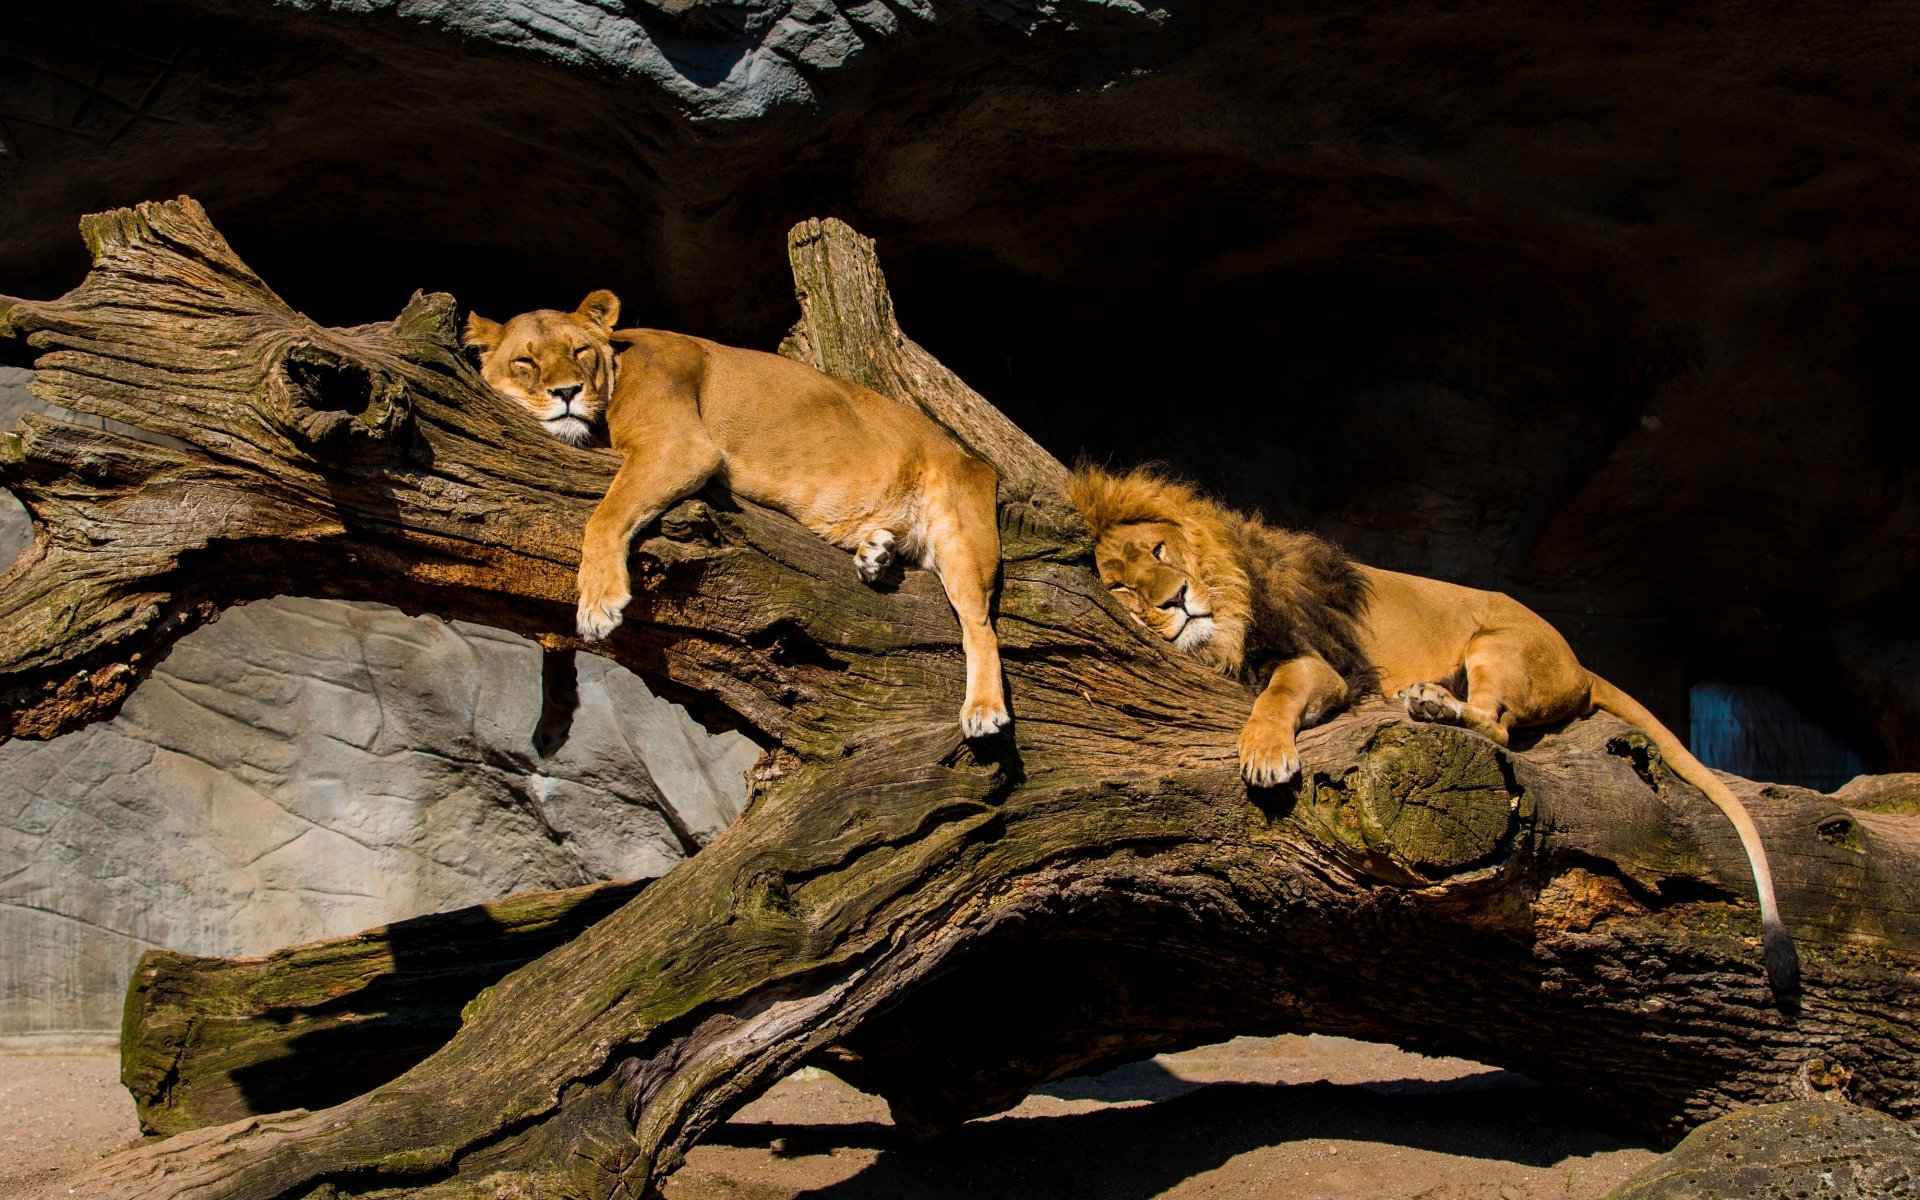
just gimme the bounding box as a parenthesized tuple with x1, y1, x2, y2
(1071, 465, 1799, 994)
(466, 294, 1009, 738)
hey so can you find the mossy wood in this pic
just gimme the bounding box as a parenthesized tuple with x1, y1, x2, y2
(122, 880, 648, 1137)
(3, 198, 1917, 1199)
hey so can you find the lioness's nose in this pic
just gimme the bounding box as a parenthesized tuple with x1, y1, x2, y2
(549, 383, 583, 402)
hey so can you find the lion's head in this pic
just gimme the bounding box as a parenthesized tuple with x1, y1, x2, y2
(463, 290, 621, 446)
(1067, 466, 1252, 676)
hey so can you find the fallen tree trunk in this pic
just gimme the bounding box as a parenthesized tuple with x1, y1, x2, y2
(121, 880, 648, 1137)
(3, 198, 1918, 1199)
(115, 733, 1920, 1145)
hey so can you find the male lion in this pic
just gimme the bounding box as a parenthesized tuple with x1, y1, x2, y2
(1069, 465, 1798, 994)
(465, 291, 1010, 738)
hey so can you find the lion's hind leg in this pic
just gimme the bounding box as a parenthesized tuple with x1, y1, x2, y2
(1404, 676, 1515, 745)
(1404, 629, 1588, 747)
(1403, 650, 1521, 747)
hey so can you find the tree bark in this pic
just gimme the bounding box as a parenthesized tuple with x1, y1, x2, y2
(4, 198, 1918, 1200)
(121, 880, 648, 1138)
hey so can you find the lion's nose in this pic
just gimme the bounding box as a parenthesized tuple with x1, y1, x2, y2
(548, 383, 583, 403)
(1160, 583, 1188, 611)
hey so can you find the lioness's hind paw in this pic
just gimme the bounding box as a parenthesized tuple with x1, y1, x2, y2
(855, 531, 896, 584)
(959, 700, 1011, 739)
(576, 594, 631, 642)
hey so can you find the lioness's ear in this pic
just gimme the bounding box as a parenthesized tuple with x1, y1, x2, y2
(463, 312, 504, 356)
(576, 290, 620, 335)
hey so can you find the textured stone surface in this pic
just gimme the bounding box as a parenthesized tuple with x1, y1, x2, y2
(269, 0, 1162, 123)
(0, 376, 759, 1036)
(1607, 1099, 1920, 1198)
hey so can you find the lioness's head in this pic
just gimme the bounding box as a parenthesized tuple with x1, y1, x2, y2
(1068, 466, 1252, 676)
(463, 291, 621, 445)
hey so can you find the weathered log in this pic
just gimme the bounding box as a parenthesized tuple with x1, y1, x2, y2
(121, 880, 647, 1137)
(3, 199, 1918, 1200)
(115, 732, 1920, 1144)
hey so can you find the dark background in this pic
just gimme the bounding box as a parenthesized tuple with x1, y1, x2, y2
(4, 0, 1915, 784)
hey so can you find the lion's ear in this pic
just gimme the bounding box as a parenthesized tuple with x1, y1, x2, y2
(576, 290, 621, 335)
(463, 312, 504, 356)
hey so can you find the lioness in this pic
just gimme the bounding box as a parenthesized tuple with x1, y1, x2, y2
(465, 292, 1009, 738)
(1069, 465, 1798, 994)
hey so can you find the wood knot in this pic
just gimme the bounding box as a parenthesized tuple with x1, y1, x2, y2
(1605, 731, 1661, 790)
(1794, 1057, 1857, 1101)
(564, 1129, 654, 1200)
(1534, 866, 1646, 933)
(658, 499, 722, 545)
(268, 340, 413, 461)
(1817, 814, 1866, 852)
(734, 867, 797, 923)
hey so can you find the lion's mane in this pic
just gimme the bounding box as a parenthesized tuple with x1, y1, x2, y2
(1069, 466, 1377, 693)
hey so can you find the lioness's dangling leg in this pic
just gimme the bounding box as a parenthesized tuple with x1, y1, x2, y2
(577, 440, 721, 641)
(854, 529, 896, 583)
(927, 461, 1008, 738)
(938, 556, 1008, 738)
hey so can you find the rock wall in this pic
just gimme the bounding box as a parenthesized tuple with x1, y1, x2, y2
(0, 372, 759, 1035)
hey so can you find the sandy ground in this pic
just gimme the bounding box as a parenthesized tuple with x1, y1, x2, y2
(1, 1036, 1659, 1199)
(1, 1050, 141, 1198)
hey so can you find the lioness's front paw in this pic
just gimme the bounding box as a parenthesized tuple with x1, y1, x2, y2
(577, 556, 631, 642)
(959, 698, 1011, 739)
(855, 530, 896, 583)
(1238, 722, 1300, 787)
(576, 586, 632, 641)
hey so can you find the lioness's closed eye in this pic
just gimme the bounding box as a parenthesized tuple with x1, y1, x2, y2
(465, 292, 1012, 740)
(1070, 465, 1800, 997)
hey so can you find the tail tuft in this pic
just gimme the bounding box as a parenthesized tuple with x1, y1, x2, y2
(1763, 917, 1801, 997)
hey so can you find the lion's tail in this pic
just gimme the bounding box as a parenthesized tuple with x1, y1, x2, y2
(1586, 672, 1800, 997)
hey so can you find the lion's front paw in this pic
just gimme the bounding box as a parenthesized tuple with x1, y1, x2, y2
(1238, 721, 1300, 788)
(959, 698, 1011, 739)
(855, 530, 896, 584)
